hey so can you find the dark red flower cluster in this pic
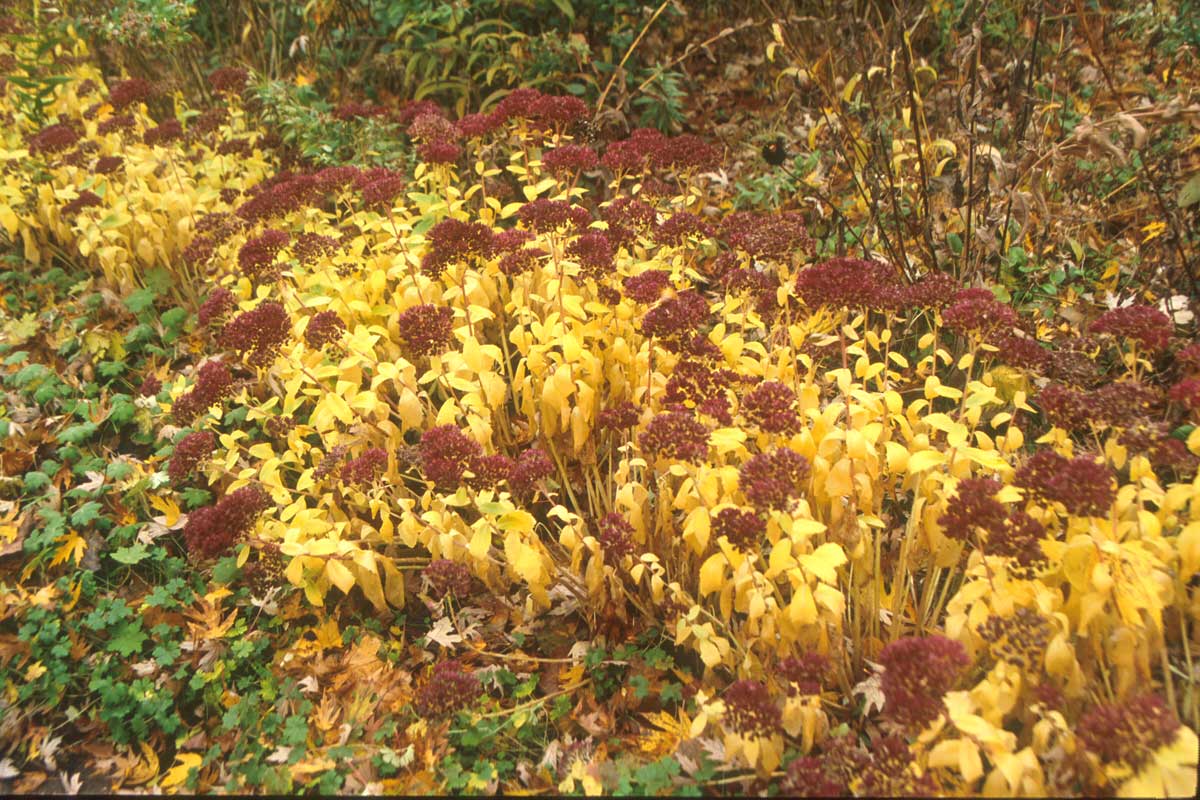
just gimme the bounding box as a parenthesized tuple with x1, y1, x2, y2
(173, 360, 234, 421)
(596, 513, 636, 566)
(498, 247, 544, 277)
(183, 485, 269, 558)
(340, 447, 387, 485)
(601, 128, 721, 174)
(421, 218, 493, 277)
(409, 112, 462, 164)
(334, 101, 385, 121)
(185, 212, 247, 268)
(313, 444, 349, 482)
(414, 660, 481, 718)
(1038, 380, 1158, 430)
(490, 228, 534, 254)
(639, 410, 710, 462)
(359, 169, 407, 208)
(216, 137, 250, 156)
(94, 155, 124, 174)
(1169, 377, 1200, 411)
(1090, 305, 1174, 352)
(304, 310, 345, 349)
(623, 270, 671, 303)
(508, 448, 553, 497)
(1014, 450, 1115, 516)
(62, 190, 102, 216)
(292, 232, 340, 266)
(939, 477, 1006, 541)
(904, 270, 960, 310)
(97, 113, 135, 135)
(939, 477, 1046, 569)
(543, 144, 598, 175)
(712, 507, 764, 550)
(237, 229, 289, 280)
(419, 426, 482, 489)
(464, 453, 515, 491)
(454, 111, 503, 139)
(741, 380, 802, 434)
(597, 401, 639, 431)
(941, 288, 1020, 337)
(142, 119, 182, 146)
(794, 258, 904, 311)
(878, 635, 968, 728)
(738, 448, 810, 511)
(397, 303, 455, 357)
(418, 140, 462, 164)
(108, 77, 153, 110)
(720, 211, 812, 260)
(1176, 341, 1200, 371)
(208, 66, 249, 94)
(991, 331, 1051, 371)
(264, 414, 295, 439)
(722, 680, 780, 736)
(778, 651, 829, 696)
(663, 361, 735, 409)
(601, 196, 656, 247)
(29, 122, 79, 155)
(235, 170, 343, 222)
(396, 100, 445, 126)
(517, 199, 590, 233)
(785, 757, 846, 798)
(857, 735, 939, 797)
(191, 107, 228, 137)
(722, 268, 781, 321)
(641, 290, 709, 341)
(567, 230, 613, 279)
(495, 88, 588, 130)
(220, 301, 291, 366)
(138, 375, 162, 397)
(653, 211, 713, 245)
(422, 559, 473, 600)
(168, 430, 216, 483)
(977, 607, 1053, 672)
(1077, 693, 1182, 770)
(198, 287, 237, 329)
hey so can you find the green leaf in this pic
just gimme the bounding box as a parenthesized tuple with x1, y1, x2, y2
(1178, 173, 1200, 208)
(107, 622, 148, 657)
(71, 501, 104, 527)
(110, 543, 151, 565)
(124, 288, 157, 315)
(23, 470, 50, 493)
(58, 422, 98, 444)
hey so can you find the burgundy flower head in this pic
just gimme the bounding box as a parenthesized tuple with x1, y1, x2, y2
(712, 507, 765, 550)
(419, 426, 482, 489)
(741, 380, 802, 434)
(722, 680, 780, 736)
(397, 304, 454, 357)
(738, 448, 810, 511)
(414, 660, 480, 718)
(220, 301, 291, 366)
(183, 485, 269, 558)
(168, 430, 216, 483)
(878, 635, 968, 728)
(173, 360, 233, 421)
(1078, 693, 1182, 771)
(639, 410, 710, 462)
(422, 559, 473, 600)
(304, 310, 346, 349)
(1090, 305, 1173, 352)
(1014, 450, 1115, 516)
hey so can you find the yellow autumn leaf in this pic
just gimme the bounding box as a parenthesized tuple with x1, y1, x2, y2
(699, 553, 727, 596)
(907, 449, 946, 473)
(159, 752, 202, 790)
(799, 542, 846, 584)
(325, 558, 356, 594)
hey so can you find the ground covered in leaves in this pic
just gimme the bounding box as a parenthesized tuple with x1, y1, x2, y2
(1, 1, 1199, 795)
